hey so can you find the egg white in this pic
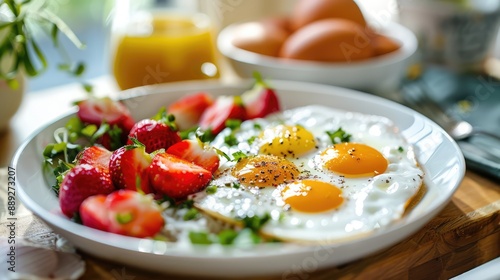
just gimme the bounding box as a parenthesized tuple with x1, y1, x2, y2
(191, 105, 424, 243)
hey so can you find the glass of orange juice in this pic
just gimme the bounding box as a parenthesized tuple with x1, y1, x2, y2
(110, 0, 220, 90)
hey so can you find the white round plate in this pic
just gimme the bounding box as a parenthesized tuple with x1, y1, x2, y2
(13, 80, 465, 278)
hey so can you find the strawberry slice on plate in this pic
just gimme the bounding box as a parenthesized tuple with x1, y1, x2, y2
(77, 96, 135, 132)
(75, 146, 112, 172)
(128, 108, 181, 153)
(59, 164, 115, 218)
(80, 190, 164, 238)
(167, 92, 214, 131)
(241, 73, 281, 119)
(166, 139, 220, 174)
(148, 153, 212, 200)
(198, 95, 247, 136)
(79, 194, 109, 232)
(106, 190, 164, 238)
(109, 139, 153, 194)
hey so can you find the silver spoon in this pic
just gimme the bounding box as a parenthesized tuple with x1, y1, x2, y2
(402, 81, 500, 142)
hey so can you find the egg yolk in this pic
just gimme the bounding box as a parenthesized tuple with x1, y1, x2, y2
(320, 142, 388, 177)
(259, 125, 316, 158)
(281, 180, 343, 213)
(232, 155, 300, 187)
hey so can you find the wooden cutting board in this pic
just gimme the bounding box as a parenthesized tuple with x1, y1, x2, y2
(80, 170, 500, 280)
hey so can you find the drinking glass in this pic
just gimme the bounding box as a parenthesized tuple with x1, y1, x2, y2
(110, 0, 220, 90)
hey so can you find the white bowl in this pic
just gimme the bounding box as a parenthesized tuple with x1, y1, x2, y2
(217, 21, 418, 94)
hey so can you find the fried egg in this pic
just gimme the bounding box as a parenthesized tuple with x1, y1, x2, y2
(191, 105, 424, 243)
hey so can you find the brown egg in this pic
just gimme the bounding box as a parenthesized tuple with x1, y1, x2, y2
(290, 0, 367, 31)
(279, 19, 373, 62)
(260, 15, 293, 35)
(372, 34, 400, 56)
(231, 21, 289, 57)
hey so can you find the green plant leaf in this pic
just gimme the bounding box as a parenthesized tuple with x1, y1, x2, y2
(51, 23, 59, 47)
(38, 9, 85, 49)
(30, 38, 47, 69)
(21, 43, 39, 76)
(73, 62, 85, 76)
(82, 83, 93, 93)
(0, 21, 14, 30)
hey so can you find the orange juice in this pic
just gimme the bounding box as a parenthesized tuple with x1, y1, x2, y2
(112, 14, 220, 90)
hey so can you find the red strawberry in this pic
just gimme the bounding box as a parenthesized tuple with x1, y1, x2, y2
(105, 190, 165, 238)
(148, 153, 212, 200)
(59, 164, 115, 218)
(241, 73, 280, 119)
(243, 87, 280, 119)
(128, 109, 181, 153)
(166, 139, 220, 174)
(80, 194, 110, 231)
(198, 95, 247, 135)
(109, 140, 153, 194)
(80, 190, 164, 238)
(77, 96, 135, 132)
(167, 92, 214, 131)
(94, 132, 115, 151)
(75, 146, 112, 172)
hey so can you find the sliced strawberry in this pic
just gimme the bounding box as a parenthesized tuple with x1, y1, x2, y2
(75, 146, 112, 172)
(148, 153, 212, 200)
(109, 139, 153, 194)
(80, 190, 164, 238)
(167, 92, 214, 131)
(166, 139, 220, 174)
(198, 95, 247, 135)
(77, 96, 135, 132)
(59, 164, 115, 218)
(80, 194, 110, 231)
(241, 73, 280, 119)
(106, 190, 164, 238)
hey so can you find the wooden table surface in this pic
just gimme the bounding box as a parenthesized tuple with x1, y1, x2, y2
(1, 76, 499, 280)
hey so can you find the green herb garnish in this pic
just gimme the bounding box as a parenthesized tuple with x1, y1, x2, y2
(183, 208, 199, 221)
(116, 212, 133, 224)
(217, 229, 239, 245)
(48, 159, 73, 196)
(188, 231, 213, 245)
(241, 213, 271, 232)
(225, 119, 242, 130)
(326, 127, 351, 144)
(232, 151, 248, 162)
(224, 134, 238, 146)
(205, 185, 218, 194)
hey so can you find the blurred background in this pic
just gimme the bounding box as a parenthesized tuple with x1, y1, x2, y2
(26, 0, 113, 90)
(26, 0, 500, 91)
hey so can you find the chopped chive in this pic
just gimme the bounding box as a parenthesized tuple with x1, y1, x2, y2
(206, 185, 218, 194)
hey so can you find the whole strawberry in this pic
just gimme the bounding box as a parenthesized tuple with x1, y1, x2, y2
(59, 164, 115, 218)
(127, 108, 181, 153)
(109, 139, 153, 194)
(148, 153, 212, 200)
